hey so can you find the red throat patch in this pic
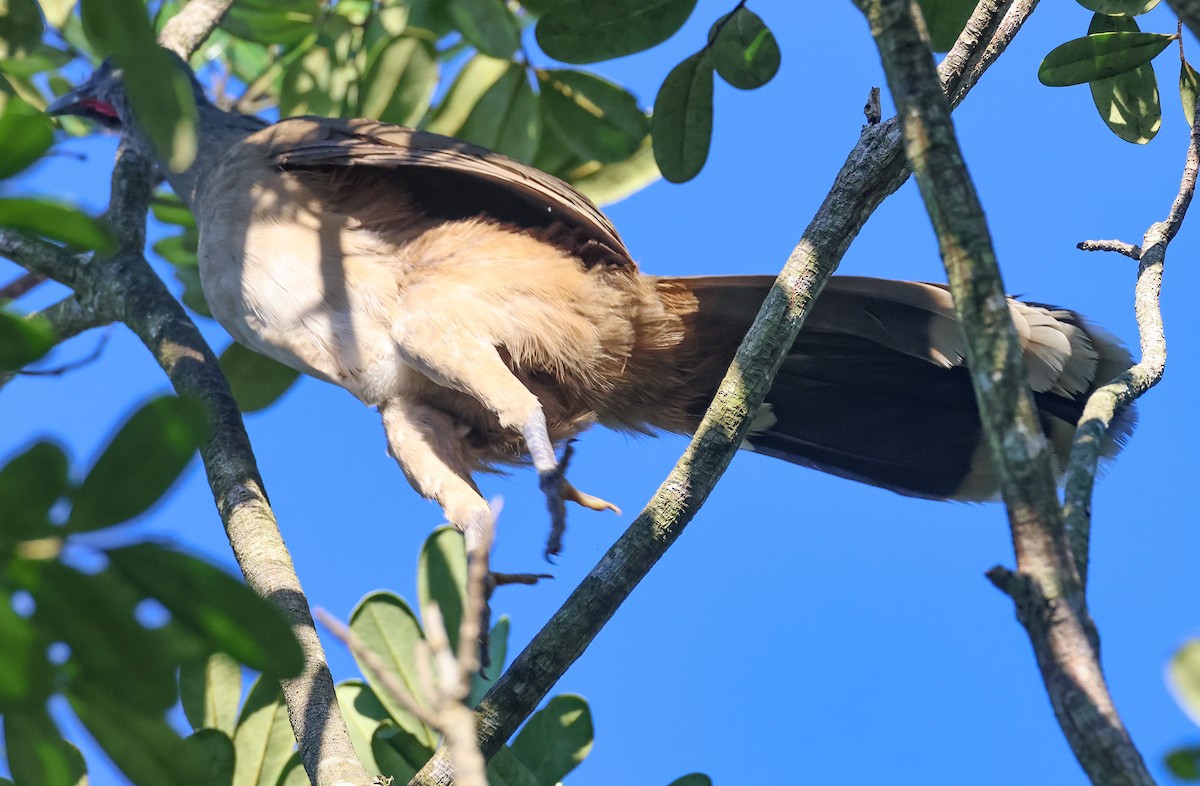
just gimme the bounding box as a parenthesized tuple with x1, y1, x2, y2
(80, 98, 118, 120)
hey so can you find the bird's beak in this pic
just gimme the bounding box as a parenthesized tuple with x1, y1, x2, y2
(46, 82, 120, 127)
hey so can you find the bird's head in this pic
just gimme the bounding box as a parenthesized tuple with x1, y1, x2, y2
(46, 58, 128, 129)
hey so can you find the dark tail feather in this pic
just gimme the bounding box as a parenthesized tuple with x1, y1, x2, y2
(655, 275, 1135, 500)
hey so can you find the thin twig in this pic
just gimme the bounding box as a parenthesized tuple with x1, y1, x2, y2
(0, 271, 46, 301)
(1062, 90, 1199, 587)
(16, 330, 110, 377)
(318, 510, 499, 786)
(1077, 239, 1142, 259)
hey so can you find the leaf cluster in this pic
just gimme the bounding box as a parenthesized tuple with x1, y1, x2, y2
(1036, 0, 1196, 145)
(0, 397, 304, 785)
(176, 528, 710, 785)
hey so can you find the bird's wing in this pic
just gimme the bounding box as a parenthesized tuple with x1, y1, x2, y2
(245, 116, 634, 267)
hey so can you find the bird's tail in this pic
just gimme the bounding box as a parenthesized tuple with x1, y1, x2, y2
(626, 275, 1135, 500)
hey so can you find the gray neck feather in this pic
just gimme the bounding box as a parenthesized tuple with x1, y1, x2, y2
(159, 103, 269, 207)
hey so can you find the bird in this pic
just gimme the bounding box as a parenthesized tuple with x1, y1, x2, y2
(48, 58, 1135, 559)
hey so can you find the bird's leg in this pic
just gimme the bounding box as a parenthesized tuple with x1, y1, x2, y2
(379, 398, 493, 549)
(380, 399, 551, 667)
(393, 329, 618, 559)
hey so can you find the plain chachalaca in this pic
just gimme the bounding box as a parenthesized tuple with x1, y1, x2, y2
(48, 59, 1135, 558)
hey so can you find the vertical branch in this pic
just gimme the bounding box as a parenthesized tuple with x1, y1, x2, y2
(854, 1, 1154, 784)
(1064, 90, 1198, 584)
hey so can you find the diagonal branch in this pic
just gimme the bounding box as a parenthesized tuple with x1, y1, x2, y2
(855, 1, 1153, 784)
(408, 2, 1037, 784)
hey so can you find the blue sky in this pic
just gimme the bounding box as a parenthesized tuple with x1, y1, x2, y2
(3, 2, 1199, 784)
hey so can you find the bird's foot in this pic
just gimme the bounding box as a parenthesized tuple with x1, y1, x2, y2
(538, 443, 620, 561)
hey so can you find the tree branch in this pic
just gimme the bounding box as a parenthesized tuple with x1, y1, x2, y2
(855, 1, 1153, 784)
(158, 0, 231, 57)
(408, 2, 1038, 784)
(1063, 91, 1197, 586)
(1168, 0, 1200, 44)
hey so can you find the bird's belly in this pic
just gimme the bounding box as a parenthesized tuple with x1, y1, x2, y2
(197, 229, 412, 405)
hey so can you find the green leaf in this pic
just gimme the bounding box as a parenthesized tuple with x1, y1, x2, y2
(417, 526, 468, 655)
(106, 543, 304, 676)
(0, 94, 52, 179)
(468, 615, 509, 707)
(1170, 639, 1200, 722)
(915, 0, 976, 52)
(201, 30, 273, 85)
(456, 61, 540, 161)
(13, 560, 179, 711)
(0, 440, 69, 540)
(219, 342, 301, 414)
(449, 0, 520, 58)
(358, 35, 438, 125)
(1074, 0, 1162, 14)
(0, 309, 55, 371)
(652, 51, 714, 183)
(1038, 31, 1174, 87)
(69, 396, 209, 531)
(0, 586, 54, 710)
(532, 112, 585, 176)
(380, 0, 455, 41)
(515, 0, 562, 13)
(567, 134, 661, 206)
(536, 0, 697, 64)
(175, 263, 213, 317)
(181, 652, 243, 735)
(709, 8, 780, 89)
(509, 695, 594, 783)
(40, 0, 78, 30)
(0, 198, 114, 251)
(335, 680, 388, 773)
(1168, 747, 1200, 780)
(334, 0, 372, 25)
(5, 707, 86, 786)
(426, 54, 512, 137)
(1088, 14, 1160, 144)
(487, 746, 542, 786)
(233, 675, 296, 786)
(274, 754, 309, 786)
(348, 591, 438, 748)
(80, 0, 197, 171)
(0, 0, 44, 59)
(667, 775, 712, 786)
(188, 729, 236, 786)
(1181, 59, 1200, 127)
(220, 0, 319, 46)
(151, 192, 196, 228)
(0, 43, 74, 76)
(539, 69, 649, 163)
(280, 40, 357, 118)
(153, 231, 199, 268)
(70, 685, 209, 786)
(371, 722, 435, 783)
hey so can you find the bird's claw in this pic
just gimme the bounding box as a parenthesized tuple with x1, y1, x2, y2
(538, 444, 620, 560)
